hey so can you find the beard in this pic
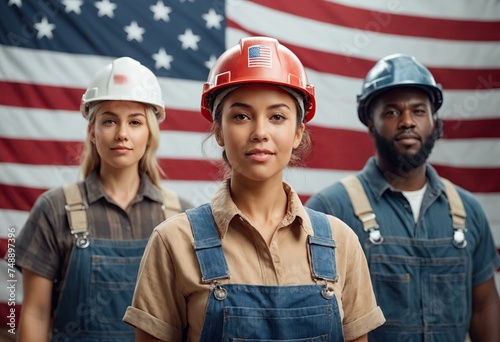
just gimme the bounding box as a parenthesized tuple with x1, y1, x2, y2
(374, 129, 438, 173)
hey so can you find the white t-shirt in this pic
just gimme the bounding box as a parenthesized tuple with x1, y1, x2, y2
(402, 183, 428, 222)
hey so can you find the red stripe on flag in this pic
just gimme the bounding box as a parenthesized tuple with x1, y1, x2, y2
(161, 109, 211, 133)
(226, 20, 500, 90)
(433, 165, 500, 193)
(0, 184, 45, 212)
(298, 194, 310, 205)
(2, 129, 375, 169)
(0, 159, 221, 212)
(0, 81, 82, 110)
(159, 158, 222, 181)
(307, 125, 374, 170)
(1, 81, 211, 133)
(442, 118, 500, 139)
(5, 80, 500, 139)
(2, 162, 498, 216)
(0, 138, 83, 165)
(0, 239, 10, 258)
(252, 0, 500, 41)
(0, 303, 20, 329)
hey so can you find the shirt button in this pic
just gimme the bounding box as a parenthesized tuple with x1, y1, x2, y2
(272, 241, 277, 246)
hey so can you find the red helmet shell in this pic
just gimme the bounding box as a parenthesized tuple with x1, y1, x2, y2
(201, 37, 316, 122)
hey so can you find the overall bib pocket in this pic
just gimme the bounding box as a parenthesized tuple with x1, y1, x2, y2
(221, 305, 334, 341)
(372, 271, 410, 323)
(90, 255, 142, 324)
(430, 272, 467, 325)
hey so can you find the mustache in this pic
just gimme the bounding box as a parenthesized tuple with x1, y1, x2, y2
(394, 129, 421, 141)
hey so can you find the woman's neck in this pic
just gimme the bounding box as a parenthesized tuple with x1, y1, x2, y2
(99, 166, 141, 209)
(229, 175, 288, 245)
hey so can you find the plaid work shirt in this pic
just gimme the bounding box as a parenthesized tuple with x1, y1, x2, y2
(15, 170, 189, 315)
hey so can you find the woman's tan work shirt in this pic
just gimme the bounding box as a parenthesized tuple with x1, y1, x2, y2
(124, 180, 385, 341)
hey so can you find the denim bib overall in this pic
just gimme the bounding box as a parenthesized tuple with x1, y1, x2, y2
(51, 238, 148, 342)
(341, 175, 470, 342)
(186, 204, 344, 342)
(366, 237, 469, 342)
(50, 182, 179, 342)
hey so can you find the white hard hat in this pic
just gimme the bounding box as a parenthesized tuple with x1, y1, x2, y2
(80, 57, 165, 122)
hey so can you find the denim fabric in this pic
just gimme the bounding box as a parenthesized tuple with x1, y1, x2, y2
(306, 157, 500, 342)
(51, 238, 148, 342)
(186, 204, 344, 341)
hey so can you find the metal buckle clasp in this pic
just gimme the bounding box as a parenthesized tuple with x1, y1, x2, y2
(74, 232, 89, 249)
(368, 228, 384, 245)
(211, 281, 227, 301)
(452, 228, 467, 249)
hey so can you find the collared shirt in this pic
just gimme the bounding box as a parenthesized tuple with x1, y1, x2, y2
(307, 158, 499, 271)
(16, 171, 188, 314)
(306, 157, 500, 336)
(123, 179, 385, 341)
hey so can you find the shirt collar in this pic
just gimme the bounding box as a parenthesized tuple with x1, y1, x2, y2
(84, 170, 164, 205)
(210, 179, 313, 238)
(361, 157, 446, 200)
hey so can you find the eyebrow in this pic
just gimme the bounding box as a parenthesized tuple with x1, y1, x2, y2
(99, 112, 146, 118)
(382, 101, 428, 108)
(228, 102, 292, 110)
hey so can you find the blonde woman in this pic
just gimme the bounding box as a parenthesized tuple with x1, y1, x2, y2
(16, 57, 192, 341)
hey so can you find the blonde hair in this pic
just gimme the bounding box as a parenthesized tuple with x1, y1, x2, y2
(80, 101, 164, 187)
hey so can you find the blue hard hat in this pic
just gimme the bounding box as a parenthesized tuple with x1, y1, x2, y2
(357, 54, 443, 126)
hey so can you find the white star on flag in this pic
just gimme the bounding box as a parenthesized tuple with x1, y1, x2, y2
(34, 17, 56, 39)
(204, 55, 217, 70)
(202, 8, 223, 29)
(8, 0, 22, 7)
(95, 0, 117, 18)
(153, 48, 174, 70)
(178, 28, 200, 50)
(124, 21, 145, 42)
(62, 0, 83, 14)
(150, 0, 172, 22)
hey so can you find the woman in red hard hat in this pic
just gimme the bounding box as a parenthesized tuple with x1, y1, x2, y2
(124, 37, 385, 341)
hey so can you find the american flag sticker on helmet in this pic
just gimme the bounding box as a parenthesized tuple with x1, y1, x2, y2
(248, 45, 272, 68)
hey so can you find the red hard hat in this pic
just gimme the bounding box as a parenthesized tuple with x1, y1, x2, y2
(200, 36, 316, 122)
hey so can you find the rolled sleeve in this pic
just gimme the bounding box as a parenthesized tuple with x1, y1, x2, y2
(343, 306, 385, 341)
(123, 306, 183, 341)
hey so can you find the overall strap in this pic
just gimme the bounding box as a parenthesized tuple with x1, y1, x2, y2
(340, 175, 382, 244)
(305, 208, 338, 282)
(62, 183, 89, 248)
(186, 204, 230, 283)
(441, 177, 467, 248)
(340, 175, 378, 231)
(161, 188, 182, 219)
(441, 178, 466, 230)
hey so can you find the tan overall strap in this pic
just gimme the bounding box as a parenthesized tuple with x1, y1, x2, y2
(340, 175, 378, 232)
(441, 177, 466, 230)
(62, 183, 88, 234)
(161, 188, 182, 219)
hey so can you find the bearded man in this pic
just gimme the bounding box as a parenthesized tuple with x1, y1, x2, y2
(306, 54, 500, 342)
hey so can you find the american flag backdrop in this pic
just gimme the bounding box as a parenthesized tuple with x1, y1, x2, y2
(1, 0, 499, 332)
